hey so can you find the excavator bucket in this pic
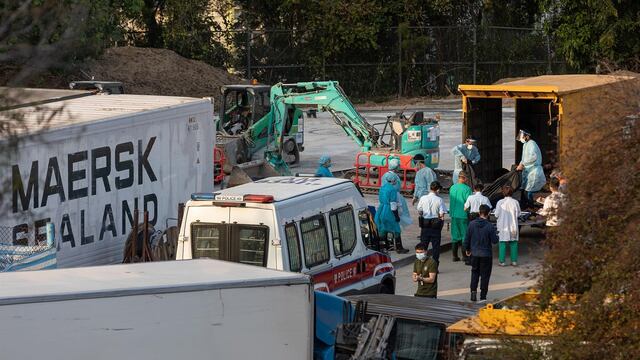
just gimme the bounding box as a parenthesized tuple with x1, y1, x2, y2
(216, 134, 250, 168)
(226, 160, 281, 188)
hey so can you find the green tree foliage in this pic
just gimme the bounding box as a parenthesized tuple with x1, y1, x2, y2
(0, 0, 139, 80)
(233, 0, 548, 97)
(235, 0, 483, 93)
(540, 0, 640, 71)
(481, 0, 539, 27)
(162, 0, 229, 66)
(236, 0, 386, 67)
(124, 0, 230, 67)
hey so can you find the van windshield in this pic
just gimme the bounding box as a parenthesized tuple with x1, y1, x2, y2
(191, 223, 269, 267)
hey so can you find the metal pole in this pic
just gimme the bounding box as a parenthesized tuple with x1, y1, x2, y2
(247, 29, 252, 79)
(45, 223, 55, 248)
(546, 34, 552, 74)
(472, 27, 477, 84)
(132, 208, 138, 262)
(142, 210, 149, 262)
(322, 55, 326, 81)
(177, 203, 185, 228)
(397, 28, 402, 98)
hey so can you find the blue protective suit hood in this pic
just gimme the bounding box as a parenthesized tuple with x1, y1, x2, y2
(388, 158, 400, 170)
(318, 155, 331, 166)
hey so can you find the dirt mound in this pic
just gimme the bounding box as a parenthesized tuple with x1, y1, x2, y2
(78, 47, 245, 97)
(0, 47, 244, 99)
(493, 77, 527, 84)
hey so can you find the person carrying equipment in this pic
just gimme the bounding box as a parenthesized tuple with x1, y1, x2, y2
(452, 137, 480, 184)
(515, 129, 545, 208)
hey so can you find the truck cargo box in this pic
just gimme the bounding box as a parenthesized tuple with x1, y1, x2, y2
(0, 88, 214, 267)
(0, 259, 313, 359)
(458, 74, 640, 181)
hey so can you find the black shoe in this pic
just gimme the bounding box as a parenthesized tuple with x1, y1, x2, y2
(464, 261, 471, 266)
(470, 291, 477, 302)
(396, 247, 409, 254)
(453, 257, 461, 262)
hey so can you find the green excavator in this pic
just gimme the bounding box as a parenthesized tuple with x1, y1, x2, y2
(218, 81, 440, 193)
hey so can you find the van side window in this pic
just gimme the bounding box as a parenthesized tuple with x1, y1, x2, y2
(330, 206, 357, 256)
(284, 223, 302, 272)
(300, 215, 330, 267)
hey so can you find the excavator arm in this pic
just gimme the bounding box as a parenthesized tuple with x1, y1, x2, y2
(265, 81, 379, 172)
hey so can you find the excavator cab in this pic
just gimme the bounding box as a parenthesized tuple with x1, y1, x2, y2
(219, 85, 271, 135)
(387, 111, 425, 149)
(380, 111, 440, 169)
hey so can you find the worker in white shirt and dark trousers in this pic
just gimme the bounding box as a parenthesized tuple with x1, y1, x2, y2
(416, 181, 448, 264)
(464, 183, 492, 221)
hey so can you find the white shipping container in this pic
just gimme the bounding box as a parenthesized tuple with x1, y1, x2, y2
(0, 90, 214, 267)
(0, 259, 314, 359)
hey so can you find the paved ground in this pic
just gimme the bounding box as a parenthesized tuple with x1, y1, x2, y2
(296, 104, 540, 303)
(295, 106, 516, 174)
(394, 230, 544, 302)
(365, 190, 543, 303)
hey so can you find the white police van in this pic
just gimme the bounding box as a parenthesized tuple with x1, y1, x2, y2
(176, 176, 395, 295)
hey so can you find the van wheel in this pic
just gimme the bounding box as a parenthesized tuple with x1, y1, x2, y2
(380, 280, 395, 294)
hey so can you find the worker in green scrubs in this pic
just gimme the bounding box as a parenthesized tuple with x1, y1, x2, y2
(449, 171, 472, 264)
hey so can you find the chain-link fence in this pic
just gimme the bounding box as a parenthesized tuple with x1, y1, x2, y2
(227, 26, 568, 100)
(0, 225, 56, 271)
(121, 25, 568, 101)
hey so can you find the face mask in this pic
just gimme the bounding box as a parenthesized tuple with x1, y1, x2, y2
(516, 130, 529, 144)
(466, 144, 473, 150)
(416, 253, 426, 260)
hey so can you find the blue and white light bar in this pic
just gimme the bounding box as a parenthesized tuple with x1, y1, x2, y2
(190, 193, 273, 203)
(191, 192, 218, 201)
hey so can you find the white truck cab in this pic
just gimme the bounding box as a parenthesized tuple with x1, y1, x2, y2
(176, 176, 395, 295)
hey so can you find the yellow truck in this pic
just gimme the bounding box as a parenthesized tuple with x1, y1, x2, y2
(335, 291, 573, 359)
(458, 74, 640, 182)
(447, 291, 575, 359)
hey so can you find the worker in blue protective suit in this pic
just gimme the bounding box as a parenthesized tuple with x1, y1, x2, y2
(452, 138, 481, 184)
(315, 155, 334, 177)
(412, 158, 437, 205)
(385, 159, 415, 228)
(375, 163, 412, 254)
(515, 130, 546, 207)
